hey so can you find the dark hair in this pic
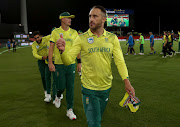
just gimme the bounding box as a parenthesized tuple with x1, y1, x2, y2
(92, 5, 106, 17)
(32, 31, 41, 37)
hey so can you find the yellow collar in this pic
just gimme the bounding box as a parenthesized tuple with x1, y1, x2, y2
(88, 29, 107, 37)
(59, 26, 71, 32)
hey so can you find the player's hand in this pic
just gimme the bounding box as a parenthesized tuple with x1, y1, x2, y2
(49, 63, 55, 72)
(124, 79, 135, 97)
(42, 56, 47, 60)
(56, 35, 66, 52)
(77, 63, 81, 72)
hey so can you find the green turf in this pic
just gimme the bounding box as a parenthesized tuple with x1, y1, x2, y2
(0, 41, 179, 127)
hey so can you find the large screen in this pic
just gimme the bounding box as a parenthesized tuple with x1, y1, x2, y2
(107, 14, 129, 27)
(106, 9, 134, 28)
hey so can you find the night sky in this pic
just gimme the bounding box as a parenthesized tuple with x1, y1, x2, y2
(0, 0, 180, 35)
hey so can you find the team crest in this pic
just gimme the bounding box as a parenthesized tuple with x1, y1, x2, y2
(88, 37, 94, 44)
(36, 45, 39, 49)
(105, 38, 108, 42)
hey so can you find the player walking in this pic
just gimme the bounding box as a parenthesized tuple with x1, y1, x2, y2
(56, 5, 135, 126)
(149, 32, 156, 54)
(32, 31, 54, 101)
(162, 31, 172, 58)
(48, 12, 81, 120)
(125, 32, 136, 55)
(138, 33, 144, 55)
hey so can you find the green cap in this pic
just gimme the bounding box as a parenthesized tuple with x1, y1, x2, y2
(59, 12, 75, 19)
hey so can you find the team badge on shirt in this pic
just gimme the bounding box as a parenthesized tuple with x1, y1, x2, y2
(36, 45, 39, 49)
(88, 37, 94, 44)
(105, 38, 108, 42)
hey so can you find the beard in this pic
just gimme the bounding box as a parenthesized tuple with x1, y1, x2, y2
(89, 21, 102, 31)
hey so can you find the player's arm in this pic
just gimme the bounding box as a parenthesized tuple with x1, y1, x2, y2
(48, 31, 56, 72)
(48, 42, 55, 72)
(76, 53, 81, 72)
(32, 43, 44, 60)
(57, 36, 82, 66)
(164, 37, 168, 47)
(113, 36, 135, 96)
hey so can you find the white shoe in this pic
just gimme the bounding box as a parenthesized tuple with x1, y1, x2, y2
(125, 53, 128, 55)
(134, 53, 136, 55)
(162, 56, 167, 58)
(54, 96, 61, 108)
(44, 91, 47, 98)
(140, 53, 144, 55)
(66, 109, 77, 120)
(60, 94, 63, 100)
(44, 94, 51, 102)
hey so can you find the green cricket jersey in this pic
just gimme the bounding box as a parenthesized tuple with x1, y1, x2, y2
(61, 29, 129, 90)
(49, 26, 79, 64)
(32, 35, 51, 60)
(139, 35, 144, 44)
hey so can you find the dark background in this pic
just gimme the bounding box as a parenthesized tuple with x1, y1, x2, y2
(0, 0, 180, 35)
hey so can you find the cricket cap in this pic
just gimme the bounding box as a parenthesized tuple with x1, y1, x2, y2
(59, 12, 75, 19)
(119, 92, 141, 113)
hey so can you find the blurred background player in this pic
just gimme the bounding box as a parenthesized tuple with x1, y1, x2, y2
(138, 33, 144, 55)
(168, 31, 176, 55)
(125, 32, 136, 55)
(32, 31, 53, 102)
(178, 31, 180, 53)
(160, 31, 167, 54)
(48, 12, 81, 120)
(7, 39, 11, 52)
(162, 31, 172, 58)
(12, 39, 17, 52)
(149, 32, 156, 54)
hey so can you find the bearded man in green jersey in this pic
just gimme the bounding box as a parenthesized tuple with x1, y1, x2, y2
(32, 31, 52, 101)
(56, 5, 135, 127)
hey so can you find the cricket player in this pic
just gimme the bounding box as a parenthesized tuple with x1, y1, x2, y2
(48, 12, 81, 120)
(32, 31, 54, 102)
(125, 33, 136, 55)
(138, 33, 144, 55)
(110, 14, 118, 26)
(168, 31, 176, 55)
(162, 31, 172, 58)
(12, 39, 17, 52)
(7, 39, 11, 52)
(56, 5, 135, 127)
(119, 17, 126, 27)
(149, 32, 156, 54)
(178, 31, 180, 52)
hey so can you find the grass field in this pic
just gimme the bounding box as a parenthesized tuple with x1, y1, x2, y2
(0, 40, 179, 127)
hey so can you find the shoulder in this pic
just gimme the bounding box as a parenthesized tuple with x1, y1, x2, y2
(51, 28, 60, 34)
(106, 31, 116, 36)
(69, 28, 78, 34)
(32, 41, 38, 47)
(32, 41, 37, 45)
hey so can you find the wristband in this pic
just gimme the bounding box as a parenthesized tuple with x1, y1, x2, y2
(77, 59, 81, 63)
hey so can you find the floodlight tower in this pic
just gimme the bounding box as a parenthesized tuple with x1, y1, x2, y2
(21, 0, 28, 34)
